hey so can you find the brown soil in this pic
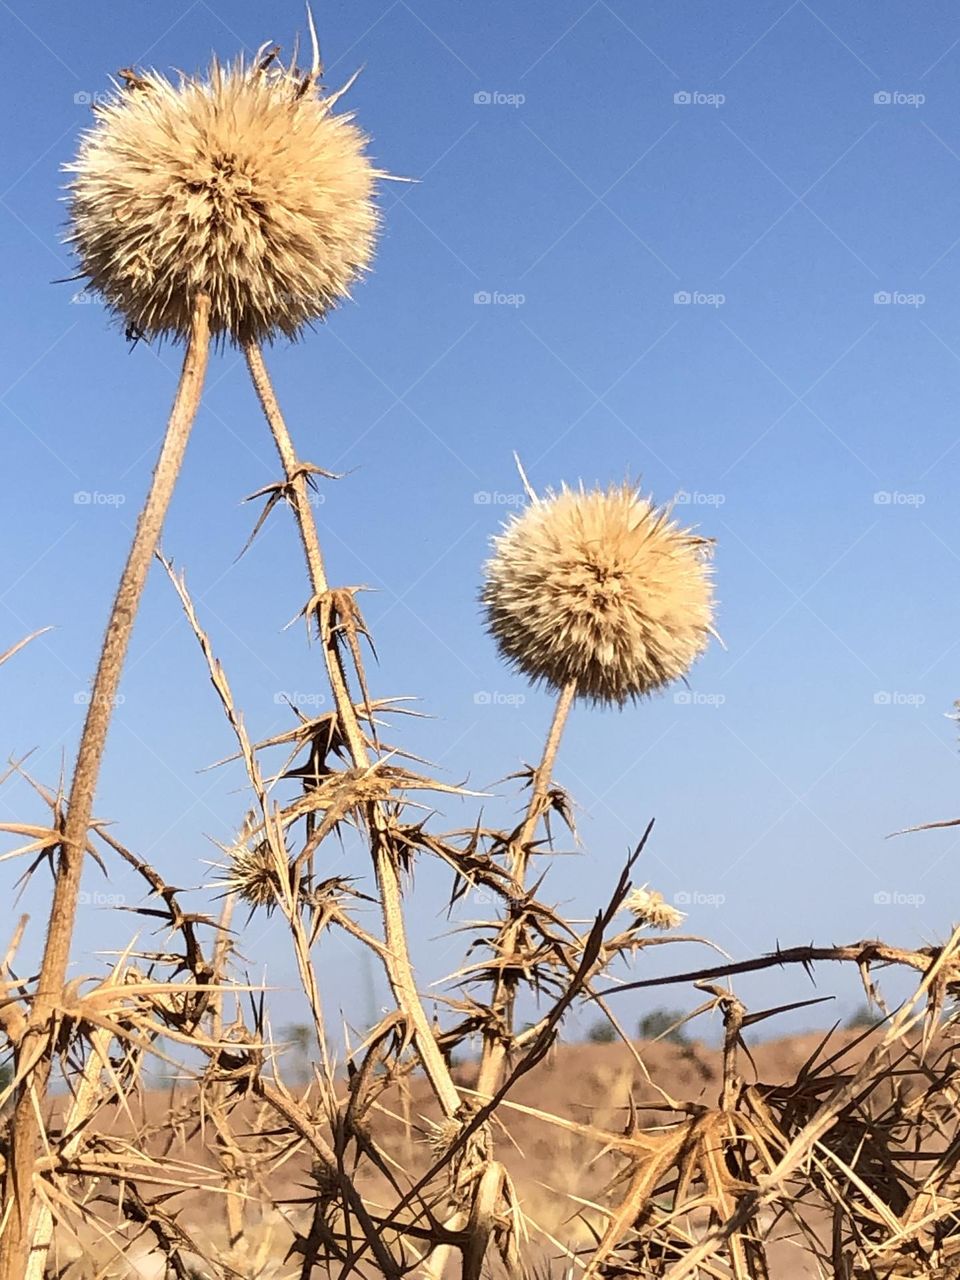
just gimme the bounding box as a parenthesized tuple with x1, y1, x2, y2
(43, 1028, 885, 1276)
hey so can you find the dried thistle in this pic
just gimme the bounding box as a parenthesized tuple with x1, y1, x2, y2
(623, 885, 685, 931)
(425, 1115, 464, 1161)
(67, 53, 381, 344)
(222, 836, 289, 911)
(482, 483, 715, 705)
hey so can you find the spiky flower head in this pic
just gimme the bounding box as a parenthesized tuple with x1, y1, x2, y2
(425, 1116, 464, 1160)
(221, 835, 289, 911)
(482, 482, 715, 706)
(623, 885, 685, 931)
(66, 45, 381, 345)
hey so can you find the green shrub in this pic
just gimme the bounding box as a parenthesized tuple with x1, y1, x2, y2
(639, 1008, 690, 1045)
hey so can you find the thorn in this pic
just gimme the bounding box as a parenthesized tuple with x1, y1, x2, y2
(513, 452, 537, 504)
(306, 3, 323, 79)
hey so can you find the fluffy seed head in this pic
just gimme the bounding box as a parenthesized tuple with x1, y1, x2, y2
(623, 885, 685, 931)
(66, 52, 380, 344)
(482, 483, 715, 706)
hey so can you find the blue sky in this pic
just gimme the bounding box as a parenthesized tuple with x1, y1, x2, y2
(2, 0, 960, 1045)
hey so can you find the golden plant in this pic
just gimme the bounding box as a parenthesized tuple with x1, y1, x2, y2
(67, 32, 381, 344)
(481, 480, 715, 707)
(2, 19, 960, 1280)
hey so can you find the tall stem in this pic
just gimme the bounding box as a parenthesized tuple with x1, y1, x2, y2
(475, 679, 576, 1099)
(243, 342, 460, 1120)
(0, 297, 211, 1280)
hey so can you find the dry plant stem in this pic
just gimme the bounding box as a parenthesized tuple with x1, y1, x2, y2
(209, 894, 246, 1253)
(476, 680, 576, 1100)
(22, 972, 131, 1280)
(255, 1080, 402, 1279)
(511, 679, 576, 885)
(162, 555, 336, 1094)
(243, 341, 460, 1120)
(0, 296, 211, 1280)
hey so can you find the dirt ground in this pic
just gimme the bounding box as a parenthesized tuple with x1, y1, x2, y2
(41, 1027, 886, 1276)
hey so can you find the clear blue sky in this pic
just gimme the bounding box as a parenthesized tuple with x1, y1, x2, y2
(2, 0, 960, 1044)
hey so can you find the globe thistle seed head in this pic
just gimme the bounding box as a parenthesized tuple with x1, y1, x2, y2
(66, 51, 381, 345)
(482, 483, 715, 706)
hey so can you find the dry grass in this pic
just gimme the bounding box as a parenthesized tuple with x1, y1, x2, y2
(3, 19, 960, 1280)
(19, 1027, 960, 1278)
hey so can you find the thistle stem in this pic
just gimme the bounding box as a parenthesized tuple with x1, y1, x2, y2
(243, 341, 461, 1120)
(476, 678, 577, 1099)
(511, 679, 576, 884)
(0, 296, 211, 1280)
